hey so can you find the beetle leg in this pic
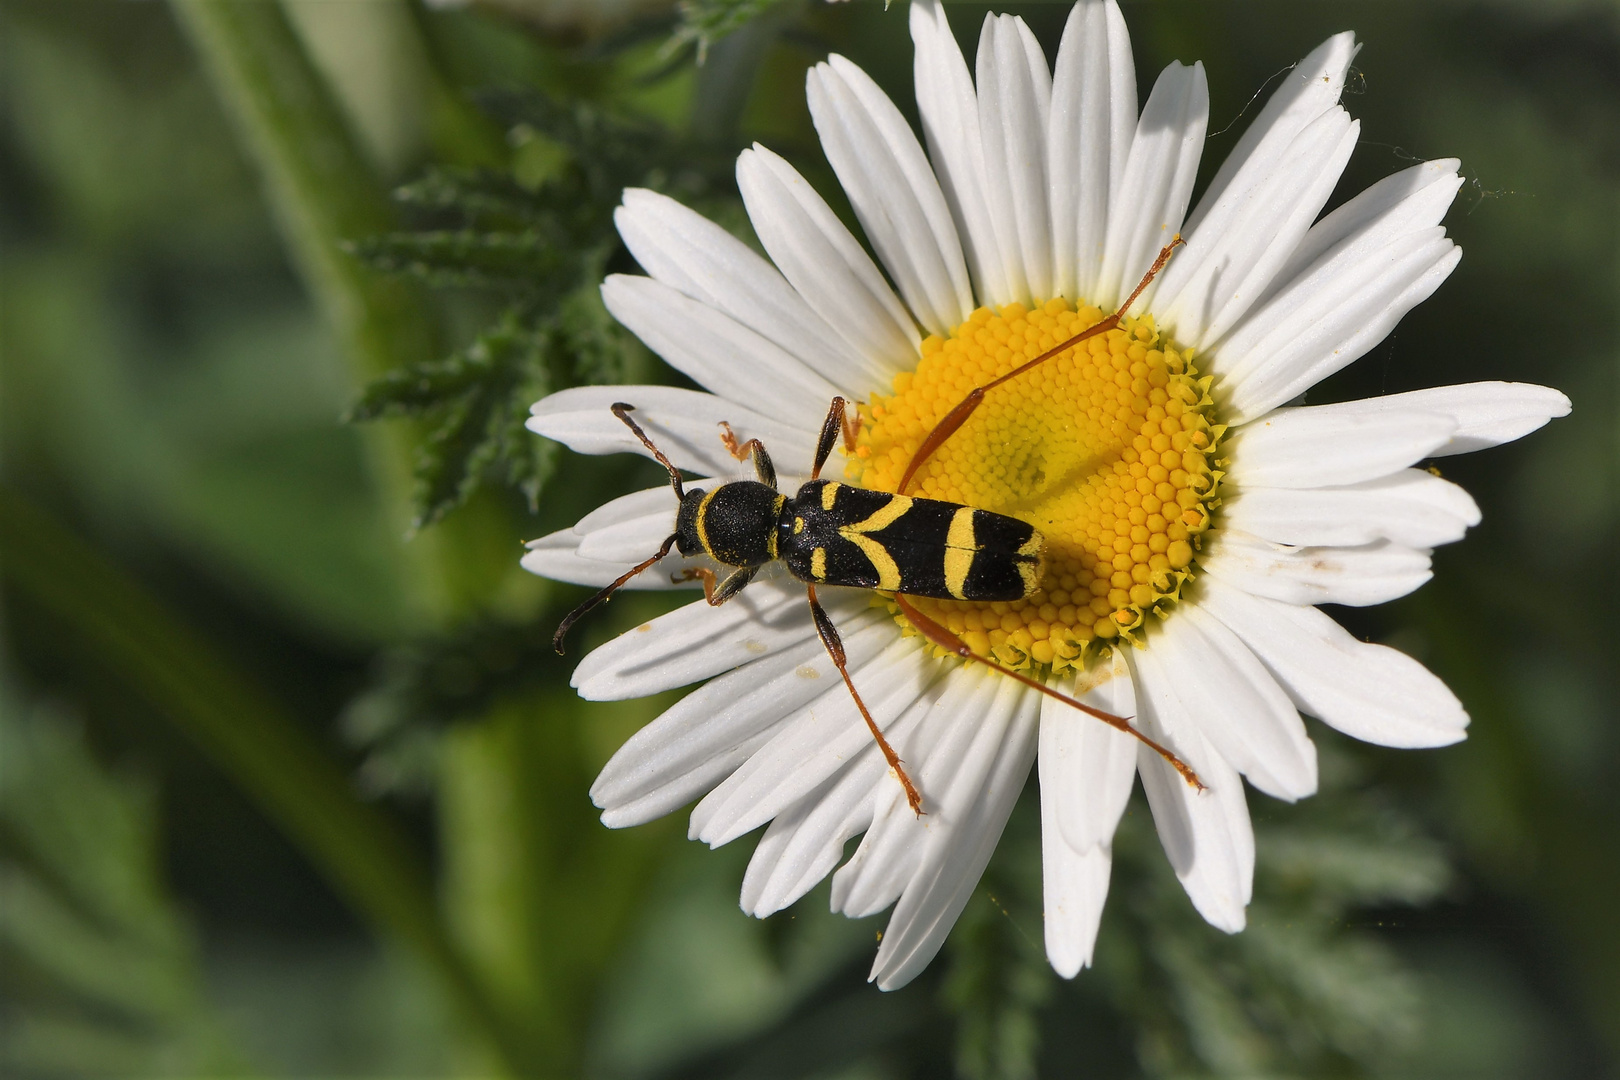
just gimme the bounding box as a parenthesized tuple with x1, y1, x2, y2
(718, 421, 777, 488)
(896, 238, 1184, 494)
(892, 595, 1205, 792)
(678, 565, 757, 606)
(810, 397, 848, 481)
(677, 567, 719, 603)
(807, 585, 924, 816)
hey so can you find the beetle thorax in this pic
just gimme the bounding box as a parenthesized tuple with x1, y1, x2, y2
(681, 481, 783, 568)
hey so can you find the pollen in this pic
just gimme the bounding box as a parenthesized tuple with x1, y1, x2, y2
(850, 298, 1225, 673)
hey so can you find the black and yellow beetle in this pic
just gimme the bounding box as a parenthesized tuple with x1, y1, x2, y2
(553, 240, 1201, 812)
(676, 418, 1046, 609)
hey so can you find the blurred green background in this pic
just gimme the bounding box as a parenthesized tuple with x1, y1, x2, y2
(1, 0, 1615, 1077)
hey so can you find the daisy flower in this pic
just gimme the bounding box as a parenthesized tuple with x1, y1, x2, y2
(523, 0, 1569, 989)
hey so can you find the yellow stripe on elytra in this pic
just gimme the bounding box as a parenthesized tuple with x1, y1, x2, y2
(820, 482, 840, 511)
(767, 495, 786, 559)
(1016, 531, 1047, 596)
(694, 488, 719, 556)
(942, 507, 978, 600)
(810, 546, 827, 581)
(836, 493, 913, 592)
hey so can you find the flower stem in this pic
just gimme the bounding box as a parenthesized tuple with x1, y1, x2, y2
(0, 487, 539, 1076)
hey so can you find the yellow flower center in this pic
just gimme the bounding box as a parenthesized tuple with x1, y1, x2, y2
(849, 297, 1225, 673)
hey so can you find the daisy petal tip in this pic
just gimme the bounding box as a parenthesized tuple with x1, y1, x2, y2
(1183, 881, 1248, 935)
(596, 805, 643, 831)
(1045, 946, 1086, 982)
(1429, 726, 1469, 750)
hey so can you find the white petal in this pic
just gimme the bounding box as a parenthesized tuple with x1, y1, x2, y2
(521, 485, 698, 590)
(1337, 382, 1573, 457)
(833, 664, 1001, 919)
(602, 274, 844, 422)
(1151, 604, 1317, 801)
(528, 385, 817, 477)
(1041, 817, 1113, 978)
(1096, 61, 1207, 310)
(1200, 529, 1433, 608)
(976, 14, 1054, 303)
(1156, 108, 1360, 347)
(523, 531, 696, 591)
(868, 674, 1040, 990)
(1221, 239, 1462, 422)
(592, 612, 889, 827)
(911, 0, 1011, 304)
(614, 188, 881, 394)
(575, 503, 684, 564)
(1184, 33, 1359, 233)
(570, 577, 865, 701)
(1036, 650, 1137, 979)
(1198, 577, 1469, 748)
(1210, 157, 1467, 414)
(736, 145, 919, 376)
(807, 56, 974, 336)
(740, 754, 883, 918)
(1128, 647, 1253, 932)
(603, 720, 787, 833)
(1223, 468, 1481, 549)
(691, 633, 939, 847)
(1038, 651, 1137, 855)
(1242, 158, 1464, 321)
(1047, 0, 1135, 301)
(1229, 403, 1457, 489)
(1153, 31, 1357, 343)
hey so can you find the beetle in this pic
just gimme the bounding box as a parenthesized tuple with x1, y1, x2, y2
(553, 239, 1201, 812)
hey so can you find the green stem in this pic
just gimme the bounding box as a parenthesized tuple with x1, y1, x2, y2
(0, 489, 537, 1076)
(170, 0, 434, 381)
(168, 0, 463, 619)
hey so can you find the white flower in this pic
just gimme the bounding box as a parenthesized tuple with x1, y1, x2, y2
(523, 0, 1569, 989)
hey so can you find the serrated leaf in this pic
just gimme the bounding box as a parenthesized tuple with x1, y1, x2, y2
(672, 0, 789, 62)
(352, 316, 558, 529)
(1083, 777, 1452, 1079)
(558, 285, 638, 386)
(349, 90, 741, 528)
(393, 167, 551, 227)
(345, 350, 494, 422)
(349, 229, 572, 290)
(413, 387, 491, 528)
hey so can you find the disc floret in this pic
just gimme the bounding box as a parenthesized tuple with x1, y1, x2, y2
(852, 298, 1225, 672)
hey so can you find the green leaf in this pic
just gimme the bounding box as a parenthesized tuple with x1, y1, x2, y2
(344, 88, 739, 529)
(392, 167, 552, 227)
(0, 489, 537, 1075)
(348, 228, 575, 290)
(347, 314, 558, 528)
(672, 0, 792, 62)
(0, 695, 247, 1077)
(1087, 765, 1452, 1078)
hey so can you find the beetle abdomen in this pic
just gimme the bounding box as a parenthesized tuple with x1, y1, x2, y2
(779, 480, 1044, 601)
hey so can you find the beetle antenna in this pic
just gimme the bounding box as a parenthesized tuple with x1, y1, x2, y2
(553, 533, 679, 654)
(612, 403, 686, 500)
(897, 237, 1184, 494)
(892, 595, 1204, 791)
